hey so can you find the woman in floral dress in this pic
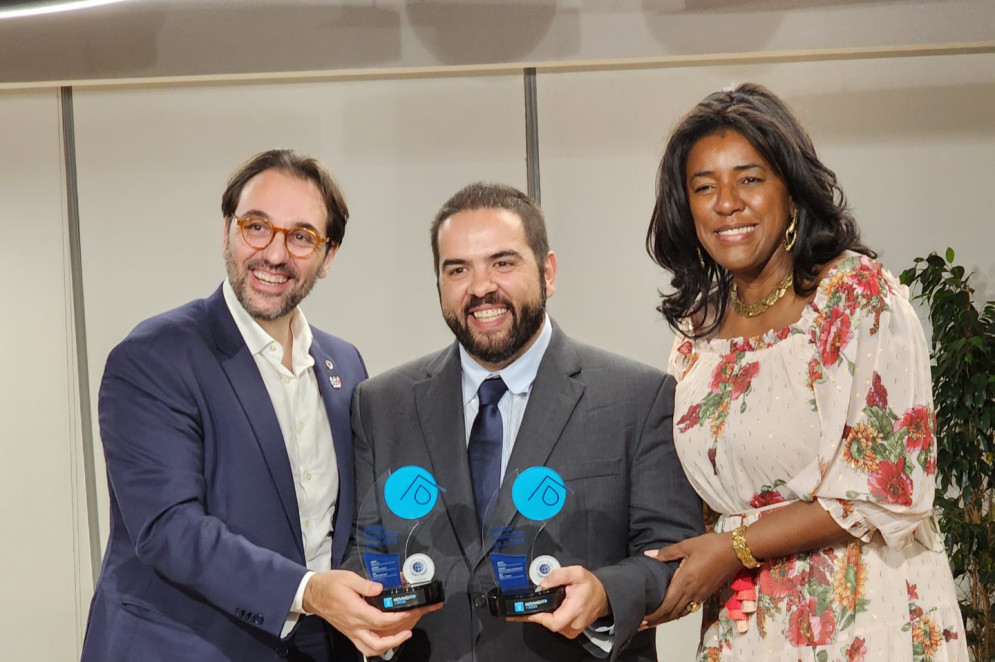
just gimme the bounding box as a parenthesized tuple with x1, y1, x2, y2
(642, 84, 966, 661)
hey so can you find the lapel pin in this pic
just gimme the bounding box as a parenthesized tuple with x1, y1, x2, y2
(330, 376, 342, 389)
(325, 359, 334, 370)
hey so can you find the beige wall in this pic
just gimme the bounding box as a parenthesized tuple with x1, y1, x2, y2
(539, 53, 995, 367)
(1, 49, 993, 660)
(0, 89, 92, 660)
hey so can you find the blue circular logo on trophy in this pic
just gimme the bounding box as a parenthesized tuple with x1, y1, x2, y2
(384, 466, 439, 520)
(483, 466, 571, 616)
(356, 466, 445, 611)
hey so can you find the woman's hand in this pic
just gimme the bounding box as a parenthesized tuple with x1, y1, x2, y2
(640, 532, 742, 628)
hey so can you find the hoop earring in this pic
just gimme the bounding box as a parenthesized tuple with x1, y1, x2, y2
(783, 209, 798, 253)
(697, 247, 706, 268)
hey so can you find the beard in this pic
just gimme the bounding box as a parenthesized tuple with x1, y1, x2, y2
(443, 281, 547, 367)
(224, 244, 318, 322)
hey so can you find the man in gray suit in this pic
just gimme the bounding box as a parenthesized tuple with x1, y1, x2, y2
(349, 183, 702, 661)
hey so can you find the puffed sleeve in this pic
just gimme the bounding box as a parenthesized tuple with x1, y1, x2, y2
(785, 255, 941, 550)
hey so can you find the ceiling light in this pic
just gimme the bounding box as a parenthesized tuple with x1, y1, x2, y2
(0, 0, 133, 20)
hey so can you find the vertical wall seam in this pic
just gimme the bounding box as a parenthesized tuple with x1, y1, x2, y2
(59, 86, 102, 586)
(524, 67, 540, 205)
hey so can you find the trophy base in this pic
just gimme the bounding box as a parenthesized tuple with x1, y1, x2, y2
(366, 580, 444, 611)
(486, 586, 566, 616)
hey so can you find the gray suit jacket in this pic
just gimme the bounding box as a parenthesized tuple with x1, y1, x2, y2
(349, 324, 702, 661)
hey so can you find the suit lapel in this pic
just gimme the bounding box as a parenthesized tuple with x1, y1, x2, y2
(413, 345, 484, 561)
(207, 287, 305, 559)
(479, 327, 586, 563)
(310, 336, 356, 567)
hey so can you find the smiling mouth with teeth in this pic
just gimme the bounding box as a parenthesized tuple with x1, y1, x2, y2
(717, 226, 756, 236)
(716, 225, 757, 235)
(472, 308, 508, 322)
(253, 270, 289, 285)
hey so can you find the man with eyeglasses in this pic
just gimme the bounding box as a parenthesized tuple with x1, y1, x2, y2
(81, 150, 436, 662)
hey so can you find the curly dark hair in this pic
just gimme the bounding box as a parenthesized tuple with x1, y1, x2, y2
(646, 83, 875, 338)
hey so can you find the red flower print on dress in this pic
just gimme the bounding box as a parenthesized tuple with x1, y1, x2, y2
(749, 482, 787, 509)
(730, 362, 760, 399)
(758, 556, 797, 600)
(896, 405, 934, 452)
(808, 548, 837, 588)
(845, 637, 867, 662)
(710, 353, 738, 394)
(730, 338, 756, 354)
(852, 264, 883, 299)
(786, 596, 837, 647)
(817, 307, 853, 367)
(674, 339, 699, 379)
(677, 403, 702, 433)
(866, 372, 888, 409)
(679, 348, 762, 464)
(870, 459, 913, 506)
(807, 357, 824, 389)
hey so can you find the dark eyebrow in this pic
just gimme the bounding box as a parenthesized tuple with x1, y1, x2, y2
(237, 209, 271, 220)
(441, 258, 469, 271)
(688, 162, 766, 181)
(440, 250, 523, 271)
(733, 163, 766, 173)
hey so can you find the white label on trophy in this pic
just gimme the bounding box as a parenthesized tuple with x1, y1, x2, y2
(528, 555, 560, 587)
(403, 553, 436, 585)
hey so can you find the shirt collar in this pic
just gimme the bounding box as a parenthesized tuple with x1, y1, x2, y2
(460, 314, 552, 405)
(222, 279, 314, 370)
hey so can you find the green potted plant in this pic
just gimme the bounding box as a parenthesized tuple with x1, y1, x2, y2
(901, 248, 995, 662)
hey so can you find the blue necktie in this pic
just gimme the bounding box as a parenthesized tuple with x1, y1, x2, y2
(468, 376, 508, 525)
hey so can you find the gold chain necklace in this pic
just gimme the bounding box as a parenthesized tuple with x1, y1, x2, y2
(731, 272, 794, 318)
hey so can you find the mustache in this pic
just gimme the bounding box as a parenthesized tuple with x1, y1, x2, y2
(464, 293, 511, 315)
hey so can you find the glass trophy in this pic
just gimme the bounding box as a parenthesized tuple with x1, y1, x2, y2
(483, 466, 571, 616)
(355, 465, 445, 611)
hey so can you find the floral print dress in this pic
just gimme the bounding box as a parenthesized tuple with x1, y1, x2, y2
(669, 254, 967, 662)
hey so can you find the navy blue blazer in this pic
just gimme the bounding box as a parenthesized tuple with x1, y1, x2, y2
(81, 286, 366, 662)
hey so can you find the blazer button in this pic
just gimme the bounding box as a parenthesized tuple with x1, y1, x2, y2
(473, 593, 487, 609)
(253, 614, 264, 625)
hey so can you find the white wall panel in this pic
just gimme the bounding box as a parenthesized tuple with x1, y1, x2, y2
(538, 53, 995, 367)
(72, 74, 527, 547)
(0, 89, 88, 660)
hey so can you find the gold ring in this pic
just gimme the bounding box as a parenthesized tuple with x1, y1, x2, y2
(685, 601, 701, 614)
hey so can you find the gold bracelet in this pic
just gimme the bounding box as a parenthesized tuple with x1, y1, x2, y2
(731, 526, 761, 569)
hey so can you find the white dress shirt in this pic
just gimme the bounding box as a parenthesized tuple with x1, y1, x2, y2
(223, 280, 337, 637)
